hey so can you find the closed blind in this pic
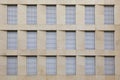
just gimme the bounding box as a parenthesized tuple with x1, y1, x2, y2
(66, 5, 76, 24)
(66, 57, 76, 75)
(46, 31, 56, 50)
(7, 56, 17, 75)
(85, 5, 95, 24)
(46, 57, 56, 75)
(27, 31, 37, 49)
(27, 57, 37, 75)
(85, 56, 95, 75)
(7, 31, 17, 50)
(66, 31, 76, 50)
(104, 5, 114, 24)
(104, 31, 114, 50)
(104, 56, 115, 75)
(85, 31, 95, 50)
(46, 5, 56, 24)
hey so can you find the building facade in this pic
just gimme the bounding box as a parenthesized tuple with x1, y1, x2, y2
(0, 0, 120, 80)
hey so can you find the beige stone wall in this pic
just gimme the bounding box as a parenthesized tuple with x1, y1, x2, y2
(0, 0, 120, 80)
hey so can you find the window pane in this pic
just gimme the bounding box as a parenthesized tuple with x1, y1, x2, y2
(27, 5, 37, 24)
(7, 5, 17, 24)
(85, 5, 95, 24)
(46, 31, 56, 50)
(27, 57, 37, 75)
(46, 57, 56, 75)
(85, 31, 95, 50)
(85, 56, 95, 75)
(66, 5, 76, 24)
(104, 5, 114, 24)
(7, 31, 17, 50)
(27, 31, 37, 49)
(7, 56, 17, 75)
(104, 56, 115, 75)
(66, 57, 76, 75)
(66, 31, 76, 50)
(46, 5, 56, 24)
(104, 31, 114, 50)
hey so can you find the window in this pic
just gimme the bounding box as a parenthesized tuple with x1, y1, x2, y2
(85, 5, 95, 24)
(104, 31, 114, 50)
(85, 31, 95, 50)
(46, 31, 56, 50)
(104, 56, 115, 75)
(27, 56, 37, 75)
(66, 57, 76, 75)
(85, 56, 95, 75)
(46, 5, 56, 24)
(7, 31, 17, 50)
(27, 5, 37, 24)
(104, 5, 114, 24)
(66, 5, 76, 24)
(46, 57, 56, 75)
(7, 5, 17, 24)
(66, 31, 76, 50)
(7, 56, 17, 75)
(27, 31, 37, 49)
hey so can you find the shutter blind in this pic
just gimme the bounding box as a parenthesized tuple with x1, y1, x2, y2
(66, 5, 76, 24)
(104, 57, 115, 75)
(85, 57, 95, 75)
(85, 5, 95, 24)
(7, 31, 17, 50)
(104, 6, 114, 24)
(27, 5, 37, 24)
(27, 57, 37, 75)
(66, 31, 76, 50)
(7, 5, 17, 24)
(27, 31, 37, 49)
(46, 31, 56, 50)
(66, 57, 76, 75)
(85, 31, 95, 50)
(46, 57, 56, 75)
(7, 57, 17, 75)
(46, 5, 56, 24)
(104, 31, 114, 50)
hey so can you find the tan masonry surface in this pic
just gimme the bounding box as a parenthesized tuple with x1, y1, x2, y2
(0, 0, 120, 80)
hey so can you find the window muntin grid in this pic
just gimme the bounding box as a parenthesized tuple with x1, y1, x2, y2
(66, 31, 76, 50)
(85, 31, 95, 50)
(104, 5, 114, 25)
(66, 5, 76, 24)
(26, 56, 37, 75)
(7, 31, 17, 50)
(27, 5, 37, 24)
(7, 56, 17, 75)
(46, 5, 56, 24)
(85, 5, 95, 24)
(7, 5, 17, 24)
(27, 31, 37, 49)
(46, 57, 57, 75)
